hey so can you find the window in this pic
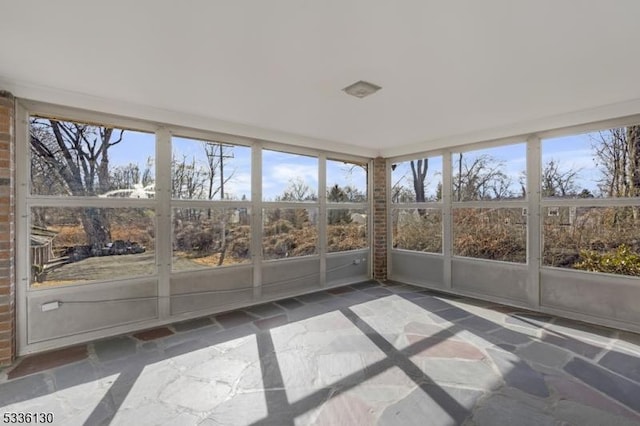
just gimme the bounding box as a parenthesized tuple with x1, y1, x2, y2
(263, 150, 318, 202)
(390, 155, 443, 254)
(541, 126, 640, 276)
(25, 109, 370, 291)
(263, 208, 318, 260)
(453, 208, 526, 263)
(327, 159, 367, 202)
(30, 207, 155, 286)
(28, 116, 156, 287)
(172, 137, 251, 201)
(327, 208, 368, 253)
(542, 206, 640, 276)
(172, 208, 250, 271)
(452, 143, 526, 201)
(30, 117, 155, 198)
(391, 156, 442, 203)
(261, 149, 320, 260)
(326, 159, 368, 253)
(542, 126, 640, 199)
(29, 117, 155, 198)
(392, 208, 442, 253)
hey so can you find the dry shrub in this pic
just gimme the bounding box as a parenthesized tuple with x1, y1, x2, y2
(574, 245, 640, 276)
(543, 206, 640, 270)
(393, 211, 442, 253)
(263, 225, 318, 259)
(327, 224, 367, 252)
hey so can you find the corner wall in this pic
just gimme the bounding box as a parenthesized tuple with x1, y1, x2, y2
(0, 91, 15, 365)
(373, 157, 387, 280)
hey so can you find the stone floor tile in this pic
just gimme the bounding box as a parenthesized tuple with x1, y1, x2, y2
(379, 385, 483, 426)
(599, 350, 640, 383)
(386, 284, 426, 294)
(203, 390, 292, 426)
(546, 375, 640, 422)
(397, 290, 431, 300)
(112, 401, 201, 425)
(412, 358, 501, 390)
(0, 373, 52, 405)
(161, 323, 221, 349)
(325, 286, 356, 295)
(7, 345, 87, 379)
(404, 321, 454, 338)
(172, 316, 213, 332)
(565, 357, 640, 413)
(316, 295, 356, 311)
(457, 316, 502, 333)
(296, 291, 335, 304)
(471, 394, 556, 426)
(541, 330, 604, 359)
(410, 336, 485, 360)
(141, 341, 158, 351)
(336, 290, 377, 304)
(132, 326, 174, 341)
(215, 310, 257, 329)
(516, 341, 572, 369)
(616, 331, 640, 355)
(244, 302, 285, 318)
(361, 287, 394, 298)
(431, 306, 473, 322)
(93, 336, 138, 362)
(285, 303, 334, 323)
(510, 312, 552, 326)
(505, 314, 546, 330)
(545, 318, 615, 346)
(254, 314, 289, 330)
(489, 328, 534, 346)
(552, 400, 640, 426)
(51, 359, 101, 390)
(411, 296, 456, 312)
(349, 280, 379, 290)
(308, 392, 376, 426)
(74, 400, 116, 426)
(274, 297, 304, 309)
(487, 348, 549, 398)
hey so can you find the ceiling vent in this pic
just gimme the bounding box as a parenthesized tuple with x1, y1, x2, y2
(342, 80, 382, 98)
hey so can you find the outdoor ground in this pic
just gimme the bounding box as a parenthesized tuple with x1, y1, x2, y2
(2, 281, 639, 425)
(33, 252, 244, 287)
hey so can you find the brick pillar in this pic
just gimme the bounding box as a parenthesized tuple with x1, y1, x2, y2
(0, 91, 15, 365)
(372, 157, 387, 280)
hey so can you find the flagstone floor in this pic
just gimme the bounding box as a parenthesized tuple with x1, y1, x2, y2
(1, 281, 640, 425)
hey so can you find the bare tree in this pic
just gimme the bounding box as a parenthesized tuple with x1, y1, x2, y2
(592, 128, 629, 197)
(109, 160, 153, 192)
(391, 159, 432, 204)
(626, 126, 640, 197)
(541, 159, 580, 197)
(277, 177, 317, 201)
(30, 118, 125, 246)
(410, 159, 429, 216)
(453, 154, 512, 201)
(204, 143, 235, 200)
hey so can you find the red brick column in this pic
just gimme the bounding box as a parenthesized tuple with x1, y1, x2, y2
(0, 91, 15, 365)
(372, 157, 387, 280)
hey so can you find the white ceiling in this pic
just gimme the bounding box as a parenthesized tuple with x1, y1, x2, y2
(2, 1, 640, 158)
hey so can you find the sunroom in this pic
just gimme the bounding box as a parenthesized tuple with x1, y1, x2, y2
(0, 1, 639, 425)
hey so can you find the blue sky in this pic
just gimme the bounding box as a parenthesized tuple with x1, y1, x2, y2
(109, 132, 367, 201)
(541, 134, 601, 194)
(109, 129, 612, 200)
(391, 134, 606, 198)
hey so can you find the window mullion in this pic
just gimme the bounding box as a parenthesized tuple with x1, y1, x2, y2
(156, 127, 172, 319)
